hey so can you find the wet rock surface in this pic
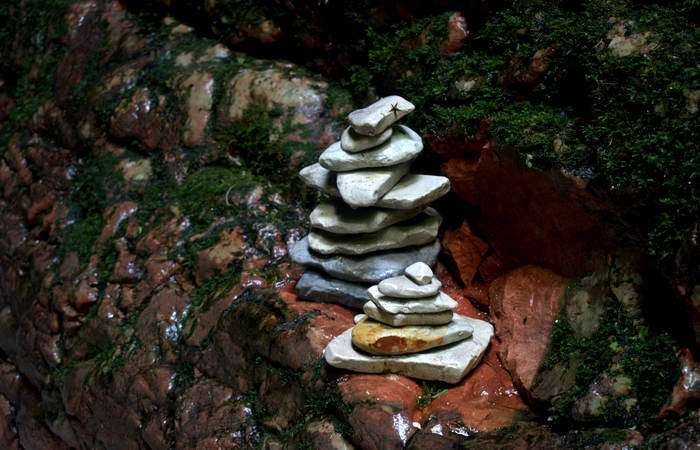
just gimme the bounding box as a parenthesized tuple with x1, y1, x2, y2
(0, 0, 695, 448)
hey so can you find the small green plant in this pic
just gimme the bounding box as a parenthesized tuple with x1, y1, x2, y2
(416, 380, 450, 409)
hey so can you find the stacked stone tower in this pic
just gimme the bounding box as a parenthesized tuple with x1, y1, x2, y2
(291, 95, 493, 382)
(291, 96, 450, 307)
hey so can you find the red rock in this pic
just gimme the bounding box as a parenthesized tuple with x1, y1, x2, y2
(27, 182, 55, 225)
(440, 13, 469, 53)
(54, 1, 101, 103)
(109, 88, 178, 152)
(659, 348, 700, 419)
(442, 221, 489, 286)
(339, 374, 423, 450)
(73, 275, 98, 312)
(0, 394, 19, 449)
(426, 340, 528, 433)
(444, 147, 611, 276)
(99, 201, 138, 245)
(489, 265, 567, 401)
(478, 251, 513, 283)
(110, 243, 142, 284)
(440, 157, 480, 206)
(500, 45, 559, 89)
(194, 226, 245, 284)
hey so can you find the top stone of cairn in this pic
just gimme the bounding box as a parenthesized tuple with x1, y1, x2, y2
(348, 95, 415, 136)
(405, 262, 433, 285)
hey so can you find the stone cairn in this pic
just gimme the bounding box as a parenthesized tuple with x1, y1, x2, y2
(290, 95, 493, 383)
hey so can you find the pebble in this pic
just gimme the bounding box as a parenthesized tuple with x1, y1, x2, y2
(319, 125, 422, 172)
(308, 210, 441, 255)
(295, 270, 370, 310)
(289, 237, 440, 284)
(347, 95, 415, 136)
(341, 126, 393, 152)
(323, 314, 494, 383)
(377, 274, 441, 298)
(310, 201, 423, 234)
(363, 301, 453, 326)
(299, 163, 339, 196)
(405, 262, 434, 285)
(351, 316, 473, 355)
(336, 161, 411, 208)
(368, 286, 458, 314)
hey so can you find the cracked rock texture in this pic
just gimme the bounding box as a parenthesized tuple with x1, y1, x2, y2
(0, 0, 696, 448)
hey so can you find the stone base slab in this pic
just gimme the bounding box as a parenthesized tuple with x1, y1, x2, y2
(323, 314, 494, 383)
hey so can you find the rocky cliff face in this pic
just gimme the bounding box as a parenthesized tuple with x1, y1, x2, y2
(0, 0, 697, 448)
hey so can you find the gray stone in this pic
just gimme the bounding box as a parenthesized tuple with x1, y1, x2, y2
(347, 95, 415, 136)
(310, 201, 423, 234)
(363, 301, 453, 326)
(336, 161, 411, 208)
(351, 316, 473, 355)
(377, 174, 451, 210)
(341, 126, 393, 153)
(377, 275, 441, 298)
(323, 314, 494, 383)
(319, 125, 422, 172)
(405, 262, 434, 285)
(295, 270, 370, 310)
(368, 286, 458, 314)
(289, 237, 440, 284)
(308, 210, 441, 256)
(299, 163, 339, 196)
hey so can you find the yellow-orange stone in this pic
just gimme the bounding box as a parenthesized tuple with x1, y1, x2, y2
(351, 316, 472, 356)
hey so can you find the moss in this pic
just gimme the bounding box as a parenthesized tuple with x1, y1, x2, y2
(542, 304, 679, 432)
(0, 0, 69, 156)
(415, 380, 450, 409)
(344, 0, 698, 263)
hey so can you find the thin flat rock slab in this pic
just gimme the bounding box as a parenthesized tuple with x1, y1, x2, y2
(319, 125, 422, 172)
(377, 275, 441, 298)
(300, 169, 451, 211)
(323, 314, 494, 383)
(376, 174, 451, 210)
(337, 161, 411, 208)
(341, 126, 393, 153)
(289, 237, 440, 284)
(299, 163, 339, 196)
(310, 200, 422, 234)
(351, 316, 472, 355)
(368, 286, 458, 314)
(296, 270, 371, 310)
(363, 301, 453, 326)
(348, 95, 415, 136)
(404, 261, 433, 285)
(308, 210, 441, 256)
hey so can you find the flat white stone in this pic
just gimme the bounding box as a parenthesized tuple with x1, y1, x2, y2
(405, 262, 434, 285)
(352, 316, 473, 355)
(368, 286, 458, 314)
(337, 161, 411, 208)
(348, 95, 415, 136)
(319, 125, 422, 172)
(363, 301, 453, 326)
(300, 170, 451, 211)
(341, 126, 393, 152)
(323, 314, 494, 383)
(299, 163, 339, 196)
(310, 201, 423, 234)
(377, 174, 451, 210)
(378, 275, 441, 298)
(308, 210, 441, 255)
